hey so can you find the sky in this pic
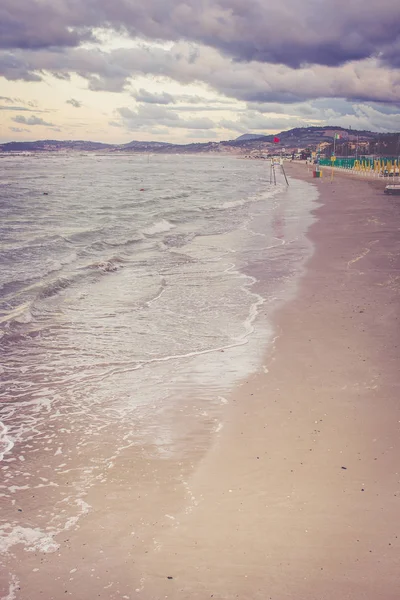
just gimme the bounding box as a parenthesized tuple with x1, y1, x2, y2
(1, 0, 400, 144)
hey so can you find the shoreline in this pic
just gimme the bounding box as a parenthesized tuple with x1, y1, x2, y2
(131, 163, 400, 598)
(2, 164, 400, 599)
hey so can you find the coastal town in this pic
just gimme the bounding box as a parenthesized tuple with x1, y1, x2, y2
(2, 125, 399, 179)
(1, 126, 399, 161)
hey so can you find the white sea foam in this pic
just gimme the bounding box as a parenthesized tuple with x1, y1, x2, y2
(143, 219, 175, 236)
(0, 422, 14, 461)
(220, 185, 283, 210)
(2, 574, 19, 600)
(0, 525, 59, 554)
(0, 155, 319, 564)
(63, 499, 91, 531)
(0, 496, 92, 556)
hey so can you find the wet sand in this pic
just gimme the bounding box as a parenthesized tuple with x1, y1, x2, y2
(2, 164, 400, 599)
(132, 164, 400, 600)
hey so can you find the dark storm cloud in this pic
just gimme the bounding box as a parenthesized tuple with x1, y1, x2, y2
(3, 44, 399, 106)
(1, 0, 400, 69)
(0, 1, 92, 50)
(378, 38, 400, 69)
(12, 115, 55, 126)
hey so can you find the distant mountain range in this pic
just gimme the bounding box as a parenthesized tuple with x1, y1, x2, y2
(1, 126, 398, 155)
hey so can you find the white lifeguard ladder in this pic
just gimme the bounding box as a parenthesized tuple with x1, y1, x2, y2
(270, 157, 289, 186)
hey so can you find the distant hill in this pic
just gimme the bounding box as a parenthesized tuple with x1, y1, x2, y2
(0, 140, 113, 152)
(121, 140, 171, 150)
(235, 133, 267, 141)
(0, 139, 172, 153)
(1, 127, 398, 156)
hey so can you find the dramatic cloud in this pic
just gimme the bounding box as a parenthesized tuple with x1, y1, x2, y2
(1, 0, 400, 70)
(115, 104, 215, 132)
(66, 98, 82, 108)
(1, 0, 400, 141)
(2, 44, 400, 106)
(221, 100, 400, 134)
(333, 104, 400, 132)
(12, 115, 55, 126)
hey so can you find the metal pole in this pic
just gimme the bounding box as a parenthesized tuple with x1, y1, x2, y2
(281, 164, 289, 186)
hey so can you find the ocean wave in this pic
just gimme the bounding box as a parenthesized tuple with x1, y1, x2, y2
(103, 234, 144, 247)
(218, 186, 284, 210)
(0, 256, 123, 329)
(37, 276, 78, 300)
(83, 255, 125, 272)
(0, 233, 72, 252)
(219, 193, 266, 209)
(143, 219, 175, 236)
(158, 191, 191, 202)
(221, 198, 252, 209)
(0, 302, 33, 326)
(0, 252, 78, 294)
(160, 207, 205, 224)
(162, 232, 196, 248)
(63, 227, 107, 245)
(37, 257, 124, 299)
(0, 238, 71, 266)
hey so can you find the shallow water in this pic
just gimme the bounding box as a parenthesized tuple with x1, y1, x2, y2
(0, 154, 318, 560)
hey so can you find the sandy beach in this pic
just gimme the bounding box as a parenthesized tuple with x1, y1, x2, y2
(130, 164, 400, 600)
(2, 164, 399, 600)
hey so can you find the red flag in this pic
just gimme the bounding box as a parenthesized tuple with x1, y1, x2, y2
(273, 136, 280, 143)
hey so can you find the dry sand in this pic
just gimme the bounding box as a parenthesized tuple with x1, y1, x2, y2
(2, 164, 399, 599)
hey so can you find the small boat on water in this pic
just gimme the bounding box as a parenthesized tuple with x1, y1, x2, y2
(384, 184, 400, 195)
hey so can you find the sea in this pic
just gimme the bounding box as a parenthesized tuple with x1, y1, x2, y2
(0, 153, 319, 562)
